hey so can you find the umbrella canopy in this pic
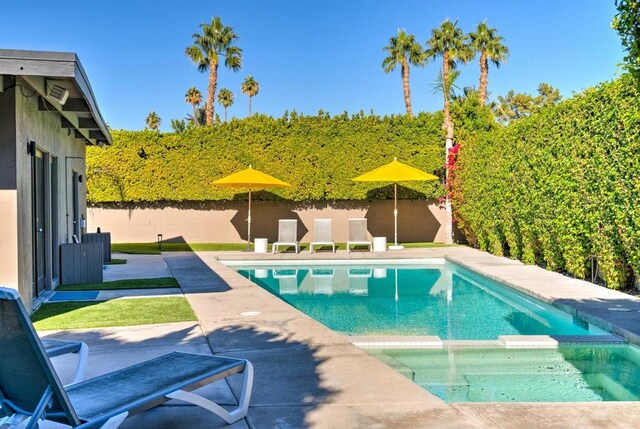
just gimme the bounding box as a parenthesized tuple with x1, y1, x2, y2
(353, 158, 438, 183)
(211, 166, 291, 188)
(212, 166, 291, 247)
(353, 158, 437, 249)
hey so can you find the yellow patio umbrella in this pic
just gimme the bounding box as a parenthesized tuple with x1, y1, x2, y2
(212, 166, 291, 247)
(353, 158, 438, 250)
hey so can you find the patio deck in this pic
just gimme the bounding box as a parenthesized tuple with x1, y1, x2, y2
(41, 246, 640, 428)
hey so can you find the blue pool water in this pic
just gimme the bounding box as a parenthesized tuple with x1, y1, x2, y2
(375, 345, 640, 402)
(232, 261, 605, 339)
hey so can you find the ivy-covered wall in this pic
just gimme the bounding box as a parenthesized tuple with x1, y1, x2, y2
(87, 112, 445, 203)
(454, 75, 640, 289)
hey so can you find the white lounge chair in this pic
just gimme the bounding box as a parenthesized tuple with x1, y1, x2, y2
(272, 219, 300, 254)
(346, 218, 372, 252)
(309, 219, 336, 253)
(0, 287, 253, 428)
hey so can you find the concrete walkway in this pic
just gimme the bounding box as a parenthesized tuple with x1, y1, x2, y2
(104, 253, 172, 281)
(163, 251, 478, 428)
(194, 247, 640, 428)
(39, 246, 640, 428)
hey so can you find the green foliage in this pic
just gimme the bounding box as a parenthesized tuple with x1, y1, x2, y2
(32, 298, 196, 330)
(493, 83, 562, 124)
(145, 111, 161, 131)
(455, 75, 640, 289)
(56, 277, 178, 291)
(87, 113, 445, 204)
(613, 0, 640, 82)
(170, 119, 187, 133)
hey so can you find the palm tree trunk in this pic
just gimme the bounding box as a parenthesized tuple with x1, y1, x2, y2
(442, 52, 454, 140)
(401, 59, 412, 117)
(206, 60, 218, 125)
(248, 96, 252, 116)
(442, 51, 454, 244)
(224, 107, 228, 122)
(479, 52, 488, 105)
(192, 104, 199, 126)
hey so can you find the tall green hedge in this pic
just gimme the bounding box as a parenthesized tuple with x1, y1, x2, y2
(87, 112, 445, 203)
(455, 75, 640, 289)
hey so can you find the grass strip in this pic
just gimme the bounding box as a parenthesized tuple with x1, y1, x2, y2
(56, 277, 179, 291)
(32, 297, 196, 330)
(105, 258, 127, 265)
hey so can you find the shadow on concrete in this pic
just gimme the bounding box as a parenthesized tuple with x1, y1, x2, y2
(206, 324, 337, 428)
(162, 245, 231, 293)
(41, 324, 249, 428)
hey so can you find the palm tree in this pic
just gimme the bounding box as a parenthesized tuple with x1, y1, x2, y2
(241, 76, 259, 116)
(382, 29, 424, 117)
(469, 21, 508, 105)
(146, 111, 161, 131)
(217, 88, 234, 122)
(186, 17, 242, 125)
(426, 19, 470, 245)
(184, 87, 203, 126)
(426, 19, 471, 143)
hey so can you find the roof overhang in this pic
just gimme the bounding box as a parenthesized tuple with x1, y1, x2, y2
(0, 49, 112, 146)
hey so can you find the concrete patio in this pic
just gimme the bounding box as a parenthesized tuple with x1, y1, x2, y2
(39, 246, 640, 428)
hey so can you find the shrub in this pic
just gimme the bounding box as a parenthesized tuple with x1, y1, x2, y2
(454, 75, 640, 289)
(88, 112, 445, 203)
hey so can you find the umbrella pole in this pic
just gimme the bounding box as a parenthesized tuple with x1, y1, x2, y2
(247, 189, 252, 249)
(389, 182, 404, 250)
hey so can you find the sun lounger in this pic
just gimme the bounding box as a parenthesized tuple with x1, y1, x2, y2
(0, 287, 253, 428)
(272, 219, 300, 254)
(309, 219, 336, 253)
(347, 218, 372, 252)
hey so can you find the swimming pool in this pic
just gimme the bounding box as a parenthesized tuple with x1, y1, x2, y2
(231, 260, 605, 339)
(374, 345, 640, 402)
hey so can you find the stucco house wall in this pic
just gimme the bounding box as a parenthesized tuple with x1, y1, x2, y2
(0, 50, 110, 312)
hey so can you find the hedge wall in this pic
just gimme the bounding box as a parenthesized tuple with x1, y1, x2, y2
(87, 112, 445, 203)
(454, 75, 640, 289)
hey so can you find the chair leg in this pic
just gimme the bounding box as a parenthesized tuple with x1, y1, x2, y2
(166, 361, 254, 424)
(100, 412, 129, 429)
(71, 342, 89, 384)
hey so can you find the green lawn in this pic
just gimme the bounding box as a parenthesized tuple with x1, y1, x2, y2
(32, 297, 196, 330)
(112, 241, 457, 255)
(105, 258, 127, 265)
(112, 242, 248, 254)
(56, 277, 179, 291)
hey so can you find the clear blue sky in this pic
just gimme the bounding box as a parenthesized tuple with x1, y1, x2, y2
(1, 1, 624, 131)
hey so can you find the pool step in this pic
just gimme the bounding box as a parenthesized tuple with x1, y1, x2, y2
(347, 335, 443, 349)
(499, 335, 627, 349)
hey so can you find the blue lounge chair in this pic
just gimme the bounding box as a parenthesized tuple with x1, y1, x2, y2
(0, 287, 253, 428)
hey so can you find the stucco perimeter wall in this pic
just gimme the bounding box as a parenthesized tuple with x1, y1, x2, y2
(88, 200, 448, 244)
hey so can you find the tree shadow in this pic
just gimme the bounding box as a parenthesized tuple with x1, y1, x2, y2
(363, 185, 441, 242)
(229, 191, 309, 242)
(42, 323, 335, 428)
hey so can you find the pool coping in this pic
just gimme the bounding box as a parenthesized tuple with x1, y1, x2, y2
(175, 247, 640, 426)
